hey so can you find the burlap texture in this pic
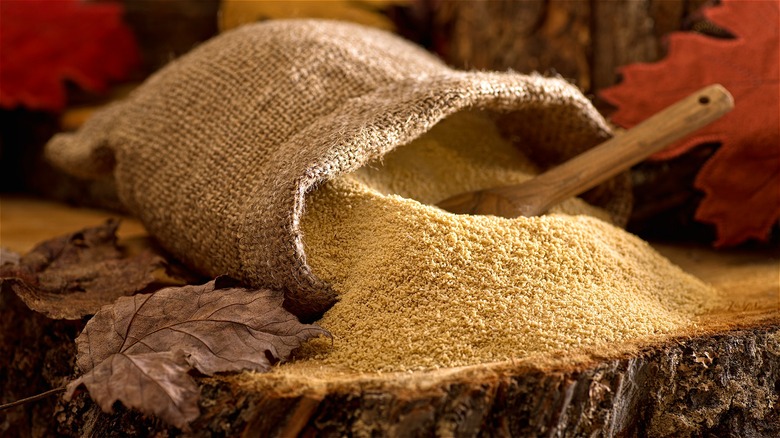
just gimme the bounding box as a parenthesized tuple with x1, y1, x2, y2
(46, 19, 630, 319)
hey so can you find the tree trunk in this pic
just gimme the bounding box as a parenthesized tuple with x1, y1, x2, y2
(432, 0, 710, 93)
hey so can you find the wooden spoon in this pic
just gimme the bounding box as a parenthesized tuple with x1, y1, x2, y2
(437, 84, 734, 217)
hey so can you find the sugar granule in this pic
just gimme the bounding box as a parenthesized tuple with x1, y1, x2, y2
(297, 111, 720, 373)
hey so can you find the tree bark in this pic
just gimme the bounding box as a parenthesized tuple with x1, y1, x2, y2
(0, 285, 80, 438)
(432, 0, 710, 93)
(434, 0, 592, 89)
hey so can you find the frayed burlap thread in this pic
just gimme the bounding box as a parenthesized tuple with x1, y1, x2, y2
(46, 20, 628, 319)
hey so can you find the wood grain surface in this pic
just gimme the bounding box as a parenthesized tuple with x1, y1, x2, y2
(1, 196, 145, 253)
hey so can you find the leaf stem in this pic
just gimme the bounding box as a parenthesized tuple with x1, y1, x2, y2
(0, 386, 66, 410)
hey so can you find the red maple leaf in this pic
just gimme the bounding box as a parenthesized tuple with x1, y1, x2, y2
(600, 0, 780, 247)
(0, 0, 139, 111)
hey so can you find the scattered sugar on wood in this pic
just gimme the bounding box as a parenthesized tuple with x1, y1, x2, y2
(295, 111, 722, 373)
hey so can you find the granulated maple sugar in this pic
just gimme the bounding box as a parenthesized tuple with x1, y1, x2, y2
(296, 111, 721, 373)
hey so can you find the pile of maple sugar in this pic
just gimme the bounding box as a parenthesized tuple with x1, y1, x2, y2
(285, 111, 723, 373)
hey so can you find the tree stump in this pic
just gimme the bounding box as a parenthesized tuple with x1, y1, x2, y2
(60, 311, 779, 437)
(0, 284, 80, 438)
(1, 199, 778, 437)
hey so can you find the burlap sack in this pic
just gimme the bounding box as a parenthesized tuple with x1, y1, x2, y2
(46, 19, 630, 319)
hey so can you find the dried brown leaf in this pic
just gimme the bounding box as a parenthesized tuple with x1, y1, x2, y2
(0, 220, 164, 319)
(65, 351, 199, 429)
(68, 277, 330, 427)
(0, 247, 21, 267)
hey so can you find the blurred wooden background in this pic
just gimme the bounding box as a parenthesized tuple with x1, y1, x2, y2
(216, 0, 713, 95)
(1, 0, 721, 241)
(433, 0, 711, 94)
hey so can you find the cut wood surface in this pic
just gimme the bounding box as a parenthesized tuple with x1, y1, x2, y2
(1, 196, 778, 437)
(0, 196, 146, 253)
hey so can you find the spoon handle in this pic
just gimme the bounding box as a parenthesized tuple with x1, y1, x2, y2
(439, 84, 734, 217)
(510, 84, 734, 215)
